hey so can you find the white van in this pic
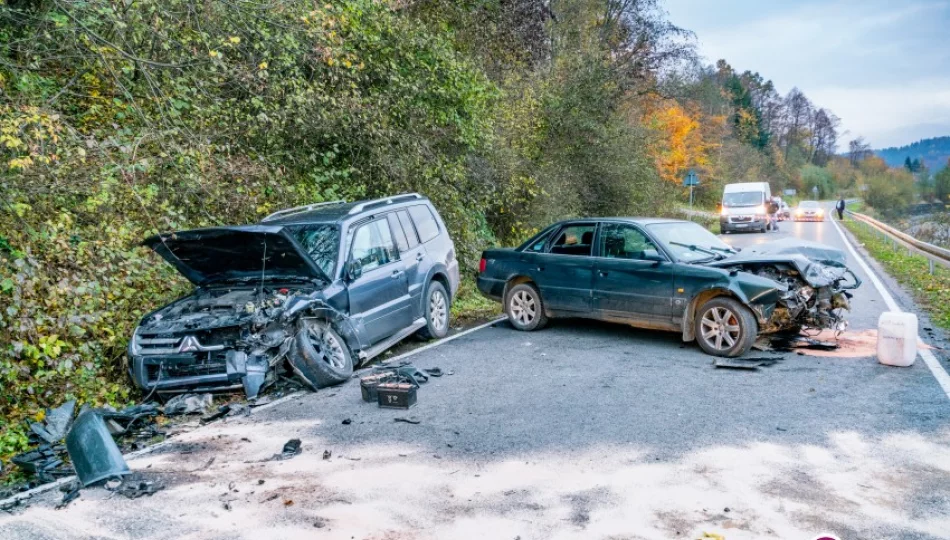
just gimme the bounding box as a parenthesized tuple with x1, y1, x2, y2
(719, 182, 774, 233)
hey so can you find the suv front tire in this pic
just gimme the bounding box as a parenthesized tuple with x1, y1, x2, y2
(289, 319, 353, 389)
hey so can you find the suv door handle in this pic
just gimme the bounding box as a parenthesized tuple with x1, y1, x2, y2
(391, 270, 404, 279)
(415, 252, 424, 261)
(598, 271, 609, 277)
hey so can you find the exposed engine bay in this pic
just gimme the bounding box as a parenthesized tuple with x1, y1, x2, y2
(710, 239, 862, 335)
(130, 285, 345, 398)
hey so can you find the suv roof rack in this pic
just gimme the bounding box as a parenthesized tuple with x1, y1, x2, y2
(261, 200, 347, 222)
(347, 193, 424, 215)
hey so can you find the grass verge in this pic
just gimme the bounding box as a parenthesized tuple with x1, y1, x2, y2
(451, 277, 501, 323)
(843, 219, 950, 330)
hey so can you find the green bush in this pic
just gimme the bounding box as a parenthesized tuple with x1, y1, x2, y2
(0, 0, 498, 459)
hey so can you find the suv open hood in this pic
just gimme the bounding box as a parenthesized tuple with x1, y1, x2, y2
(144, 226, 328, 286)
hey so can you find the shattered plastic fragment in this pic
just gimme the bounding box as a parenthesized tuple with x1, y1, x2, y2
(11, 445, 69, 482)
(162, 394, 213, 415)
(117, 480, 165, 499)
(283, 439, 302, 458)
(30, 400, 76, 444)
(56, 481, 80, 510)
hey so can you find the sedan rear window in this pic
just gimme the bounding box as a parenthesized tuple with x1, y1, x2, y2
(549, 225, 596, 256)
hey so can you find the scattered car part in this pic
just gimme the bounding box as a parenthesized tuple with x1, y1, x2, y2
(162, 394, 213, 416)
(56, 481, 81, 509)
(11, 445, 70, 483)
(714, 357, 779, 370)
(378, 383, 417, 409)
(281, 439, 302, 459)
(115, 479, 165, 499)
(101, 403, 160, 437)
(65, 410, 131, 487)
(200, 405, 233, 424)
(30, 400, 76, 444)
(360, 373, 389, 403)
(393, 417, 421, 425)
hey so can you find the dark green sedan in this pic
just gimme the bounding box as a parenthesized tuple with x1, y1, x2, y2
(476, 218, 859, 357)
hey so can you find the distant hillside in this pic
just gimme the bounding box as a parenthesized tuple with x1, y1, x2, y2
(876, 136, 950, 172)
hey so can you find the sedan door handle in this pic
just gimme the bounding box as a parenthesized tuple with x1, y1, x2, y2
(537, 266, 544, 272)
(598, 271, 609, 277)
(415, 252, 424, 261)
(391, 270, 404, 279)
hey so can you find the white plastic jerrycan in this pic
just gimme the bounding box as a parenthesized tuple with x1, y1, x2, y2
(877, 312, 918, 367)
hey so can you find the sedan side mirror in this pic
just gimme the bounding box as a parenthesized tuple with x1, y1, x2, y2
(642, 249, 665, 262)
(345, 259, 363, 281)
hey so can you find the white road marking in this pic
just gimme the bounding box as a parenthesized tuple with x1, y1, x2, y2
(373, 315, 507, 368)
(830, 214, 950, 399)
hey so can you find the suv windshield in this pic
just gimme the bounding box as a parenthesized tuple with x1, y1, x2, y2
(647, 222, 734, 262)
(290, 224, 340, 278)
(722, 192, 763, 207)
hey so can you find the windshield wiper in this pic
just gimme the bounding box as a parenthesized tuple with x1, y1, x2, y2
(669, 241, 717, 257)
(709, 245, 738, 255)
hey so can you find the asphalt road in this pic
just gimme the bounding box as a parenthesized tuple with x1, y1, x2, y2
(3, 207, 950, 539)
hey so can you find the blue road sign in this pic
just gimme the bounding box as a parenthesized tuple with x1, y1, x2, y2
(683, 170, 700, 187)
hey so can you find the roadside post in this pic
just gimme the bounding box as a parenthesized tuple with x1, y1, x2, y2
(683, 170, 700, 217)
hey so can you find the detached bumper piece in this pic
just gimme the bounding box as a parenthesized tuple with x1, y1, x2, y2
(66, 410, 131, 487)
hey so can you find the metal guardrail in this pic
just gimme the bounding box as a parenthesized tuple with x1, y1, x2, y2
(846, 210, 950, 273)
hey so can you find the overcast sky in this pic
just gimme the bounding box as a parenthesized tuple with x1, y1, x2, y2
(664, 0, 950, 149)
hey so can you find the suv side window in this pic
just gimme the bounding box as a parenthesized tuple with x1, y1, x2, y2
(408, 205, 439, 243)
(599, 223, 658, 260)
(351, 219, 399, 272)
(387, 213, 410, 253)
(396, 210, 420, 249)
(548, 224, 596, 256)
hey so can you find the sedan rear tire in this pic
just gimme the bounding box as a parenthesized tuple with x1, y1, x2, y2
(505, 283, 548, 331)
(694, 297, 757, 357)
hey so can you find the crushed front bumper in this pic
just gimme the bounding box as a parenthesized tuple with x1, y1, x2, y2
(129, 351, 242, 394)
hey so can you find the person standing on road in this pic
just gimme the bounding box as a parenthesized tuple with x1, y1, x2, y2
(836, 196, 846, 220)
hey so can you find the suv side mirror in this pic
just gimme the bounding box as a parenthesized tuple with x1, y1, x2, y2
(345, 259, 363, 281)
(642, 249, 665, 262)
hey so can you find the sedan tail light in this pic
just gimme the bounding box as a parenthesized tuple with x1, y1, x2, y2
(478, 258, 487, 273)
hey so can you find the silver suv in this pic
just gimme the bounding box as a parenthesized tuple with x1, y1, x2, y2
(129, 194, 460, 398)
